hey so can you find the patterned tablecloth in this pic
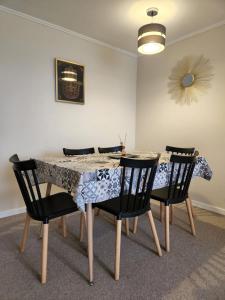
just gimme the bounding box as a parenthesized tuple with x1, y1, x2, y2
(36, 152, 212, 211)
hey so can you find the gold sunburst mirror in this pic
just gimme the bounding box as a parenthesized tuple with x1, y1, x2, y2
(168, 55, 214, 105)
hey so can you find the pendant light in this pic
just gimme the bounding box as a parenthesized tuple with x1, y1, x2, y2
(138, 8, 166, 55)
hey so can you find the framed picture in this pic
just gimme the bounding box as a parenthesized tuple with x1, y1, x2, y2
(55, 58, 84, 104)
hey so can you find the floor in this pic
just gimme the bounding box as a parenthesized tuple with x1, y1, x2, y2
(0, 204, 225, 300)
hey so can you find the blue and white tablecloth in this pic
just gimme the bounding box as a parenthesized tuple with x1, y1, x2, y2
(36, 152, 212, 211)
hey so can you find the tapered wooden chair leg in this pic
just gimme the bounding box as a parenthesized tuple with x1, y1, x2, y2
(186, 198, 196, 236)
(165, 205, 170, 252)
(92, 209, 95, 226)
(133, 217, 138, 234)
(61, 216, 67, 238)
(95, 208, 100, 216)
(189, 197, 195, 218)
(39, 183, 52, 239)
(20, 214, 31, 253)
(147, 211, 162, 256)
(115, 220, 122, 280)
(170, 205, 173, 224)
(39, 223, 43, 239)
(41, 223, 49, 284)
(79, 212, 86, 242)
(125, 219, 129, 236)
(160, 202, 164, 222)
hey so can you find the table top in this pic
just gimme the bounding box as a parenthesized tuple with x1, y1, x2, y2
(36, 152, 212, 211)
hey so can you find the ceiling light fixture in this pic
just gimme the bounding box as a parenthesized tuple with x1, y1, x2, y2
(138, 8, 166, 55)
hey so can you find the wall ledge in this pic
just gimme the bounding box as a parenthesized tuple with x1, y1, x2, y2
(0, 206, 26, 219)
(192, 200, 225, 216)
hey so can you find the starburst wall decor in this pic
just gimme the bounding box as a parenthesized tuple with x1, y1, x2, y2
(168, 55, 214, 105)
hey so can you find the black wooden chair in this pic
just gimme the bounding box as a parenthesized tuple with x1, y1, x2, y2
(97, 145, 123, 217)
(94, 157, 162, 280)
(63, 147, 95, 156)
(9, 154, 80, 284)
(62, 147, 95, 240)
(151, 154, 197, 252)
(98, 145, 123, 153)
(164, 146, 196, 222)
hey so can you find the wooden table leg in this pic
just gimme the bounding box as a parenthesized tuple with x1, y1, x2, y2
(86, 203, 94, 285)
(45, 183, 52, 197)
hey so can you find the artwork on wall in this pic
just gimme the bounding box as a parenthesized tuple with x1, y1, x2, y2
(55, 58, 84, 104)
(168, 55, 214, 105)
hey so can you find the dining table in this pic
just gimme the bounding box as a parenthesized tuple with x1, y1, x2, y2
(35, 151, 212, 285)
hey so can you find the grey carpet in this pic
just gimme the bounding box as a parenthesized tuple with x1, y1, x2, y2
(1, 204, 225, 300)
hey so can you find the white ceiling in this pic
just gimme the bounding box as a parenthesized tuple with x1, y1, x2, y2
(1, 0, 225, 54)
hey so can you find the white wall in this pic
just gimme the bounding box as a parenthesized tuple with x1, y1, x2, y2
(0, 10, 137, 213)
(136, 25, 225, 211)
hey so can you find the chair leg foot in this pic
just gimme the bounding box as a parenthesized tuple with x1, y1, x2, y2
(20, 213, 31, 253)
(147, 211, 162, 257)
(133, 217, 138, 234)
(165, 205, 170, 252)
(186, 198, 196, 236)
(115, 220, 122, 280)
(41, 223, 49, 284)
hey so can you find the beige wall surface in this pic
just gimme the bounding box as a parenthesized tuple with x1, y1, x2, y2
(136, 25, 225, 210)
(0, 11, 137, 213)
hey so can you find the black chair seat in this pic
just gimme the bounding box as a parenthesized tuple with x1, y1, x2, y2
(151, 186, 188, 205)
(31, 192, 78, 222)
(95, 195, 150, 219)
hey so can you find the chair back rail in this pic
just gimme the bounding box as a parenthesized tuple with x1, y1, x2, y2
(167, 154, 196, 203)
(118, 156, 159, 215)
(98, 145, 123, 154)
(166, 145, 195, 155)
(9, 154, 44, 219)
(63, 147, 95, 156)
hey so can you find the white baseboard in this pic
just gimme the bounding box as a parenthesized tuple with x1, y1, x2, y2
(0, 200, 225, 219)
(0, 206, 26, 219)
(192, 200, 225, 216)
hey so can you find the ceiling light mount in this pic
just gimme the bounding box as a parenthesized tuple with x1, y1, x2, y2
(146, 7, 158, 18)
(138, 7, 166, 55)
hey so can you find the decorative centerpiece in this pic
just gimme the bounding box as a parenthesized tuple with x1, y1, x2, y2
(119, 134, 127, 156)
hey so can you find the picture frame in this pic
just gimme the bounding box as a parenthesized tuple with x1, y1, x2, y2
(55, 58, 85, 104)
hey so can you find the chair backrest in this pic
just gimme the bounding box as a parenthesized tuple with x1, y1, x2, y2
(63, 147, 95, 156)
(167, 154, 197, 203)
(9, 154, 44, 219)
(166, 145, 195, 155)
(98, 145, 123, 154)
(118, 156, 159, 217)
